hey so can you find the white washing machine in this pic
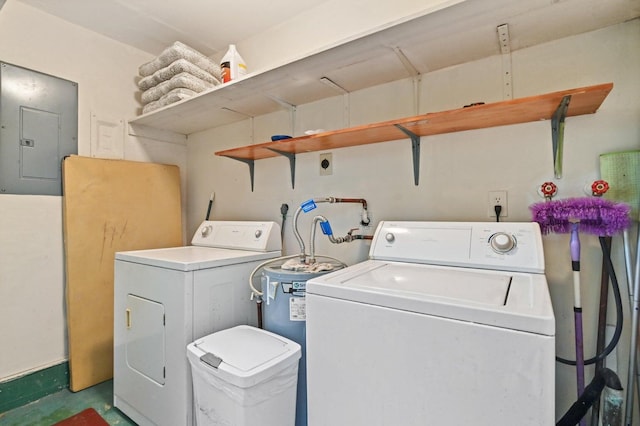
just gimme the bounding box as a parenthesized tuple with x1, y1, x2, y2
(306, 221, 555, 426)
(114, 221, 282, 426)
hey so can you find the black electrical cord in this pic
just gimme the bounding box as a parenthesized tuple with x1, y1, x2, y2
(556, 236, 623, 366)
(494, 205, 502, 222)
(280, 203, 289, 244)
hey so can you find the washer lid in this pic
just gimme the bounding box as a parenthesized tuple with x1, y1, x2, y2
(347, 263, 512, 306)
(191, 325, 301, 388)
(307, 260, 555, 336)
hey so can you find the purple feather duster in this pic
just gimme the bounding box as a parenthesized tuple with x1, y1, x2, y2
(530, 197, 631, 236)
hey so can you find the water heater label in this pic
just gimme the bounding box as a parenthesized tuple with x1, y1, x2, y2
(290, 297, 306, 321)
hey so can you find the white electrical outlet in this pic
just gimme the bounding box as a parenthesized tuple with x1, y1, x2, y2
(319, 152, 332, 176)
(488, 190, 508, 218)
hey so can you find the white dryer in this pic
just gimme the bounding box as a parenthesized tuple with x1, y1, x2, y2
(114, 221, 281, 426)
(306, 221, 555, 426)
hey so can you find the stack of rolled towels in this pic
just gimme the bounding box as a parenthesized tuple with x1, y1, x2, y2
(138, 41, 222, 114)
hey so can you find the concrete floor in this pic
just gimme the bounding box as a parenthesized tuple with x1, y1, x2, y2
(0, 380, 135, 425)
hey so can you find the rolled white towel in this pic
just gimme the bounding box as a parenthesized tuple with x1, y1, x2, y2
(138, 58, 221, 90)
(141, 72, 214, 104)
(139, 41, 219, 78)
(142, 88, 197, 114)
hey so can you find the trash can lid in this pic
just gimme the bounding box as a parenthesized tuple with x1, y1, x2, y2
(189, 325, 301, 387)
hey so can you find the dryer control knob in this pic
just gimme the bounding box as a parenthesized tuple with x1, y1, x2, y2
(255, 230, 262, 239)
(490, 232, 516, 253)
(385, 233, 395, 243)
(201, 225, 213, 237)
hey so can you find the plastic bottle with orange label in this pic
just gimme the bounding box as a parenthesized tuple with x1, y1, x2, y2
(220, 44, 247, 83)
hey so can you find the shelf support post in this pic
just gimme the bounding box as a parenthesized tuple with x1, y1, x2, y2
(224, 156, 255, 192)
(551, 95, 571, 179)
(265, 148, 296, 189)
(394, 124, 421, 186)
(320, 77, 350, 127)
(497, 24, 513, 100)
(392, 47, 421, 114)
(266, 95, 297, 136)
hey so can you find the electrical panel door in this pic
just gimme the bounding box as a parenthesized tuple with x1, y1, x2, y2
(0, 62, 78, 195)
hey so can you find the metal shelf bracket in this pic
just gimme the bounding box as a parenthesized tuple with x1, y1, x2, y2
(394, 124, 421, 185)
(225, 156, 255, 192)
(266, 148, 296, 189)
(551, 95, 571, 179)
(497, 24, 513, 100)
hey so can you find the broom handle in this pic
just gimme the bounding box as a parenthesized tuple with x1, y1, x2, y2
(573, 270, 582, 308)
(575, 305, 586, 391)
(571, 224, 586, 426)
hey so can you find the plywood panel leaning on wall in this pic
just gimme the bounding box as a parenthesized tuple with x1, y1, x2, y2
(62, 155, 183, 392)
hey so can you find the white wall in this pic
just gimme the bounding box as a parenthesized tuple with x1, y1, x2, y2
(0, 0, 187, 380)
(187, 20, 639, 420)
(237, 0, 465, 72)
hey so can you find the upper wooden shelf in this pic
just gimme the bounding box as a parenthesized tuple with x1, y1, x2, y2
(216, 82, 612, 159)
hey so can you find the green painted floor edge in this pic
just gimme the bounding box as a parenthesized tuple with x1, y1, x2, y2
(0, 362, 69, 413)
(0, 379, 135, 426)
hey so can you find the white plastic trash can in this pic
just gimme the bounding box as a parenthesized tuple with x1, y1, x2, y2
(187, 325, 302, 426)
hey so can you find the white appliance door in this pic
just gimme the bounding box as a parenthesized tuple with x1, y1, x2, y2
(306, 294, 555, 426)
(125, 294, 165, 385)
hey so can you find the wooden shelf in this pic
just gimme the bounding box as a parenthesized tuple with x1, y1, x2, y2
(215, 83, 613, 190)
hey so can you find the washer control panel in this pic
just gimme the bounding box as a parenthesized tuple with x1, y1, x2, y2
(371, 221, 545, 274)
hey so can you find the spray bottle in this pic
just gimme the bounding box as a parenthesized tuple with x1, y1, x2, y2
(220, 44, 247, 83)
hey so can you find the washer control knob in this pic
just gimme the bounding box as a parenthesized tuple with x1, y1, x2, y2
(255, 230, 262, 239)
(201, 225, 213, 237)
(385, 233, 395, 243)
(490, 232, 516, 253)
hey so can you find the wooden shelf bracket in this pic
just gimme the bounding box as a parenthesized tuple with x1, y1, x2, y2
(266, 148, 296, 189)
(551, 95, 571, 179)
(394, 124, 421, 185)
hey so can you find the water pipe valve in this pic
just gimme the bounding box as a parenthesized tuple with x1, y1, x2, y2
(540, 181, 558, 200)
(591, 180, 609, 196)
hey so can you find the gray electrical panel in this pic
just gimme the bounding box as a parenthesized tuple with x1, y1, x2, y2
(0, 62, 78, 195)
